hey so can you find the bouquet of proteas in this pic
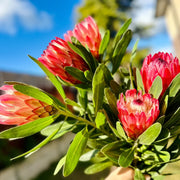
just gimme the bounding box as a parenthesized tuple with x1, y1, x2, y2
(0, 17, 180, 180)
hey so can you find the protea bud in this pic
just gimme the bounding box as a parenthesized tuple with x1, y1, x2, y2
(141, 52, 180, 96)
(64, 16, 101, 59)
(38, 37, 89, 84)
(0, 85, 57, 125)
(117, 89, 160, 139)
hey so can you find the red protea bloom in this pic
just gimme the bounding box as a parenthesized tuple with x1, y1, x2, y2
(117, 89, 160, 139)
(38, 37, 89, 84)
(0, 85, 56, 125)
(64, 16, 101, 59)
(141, 52, 180, 96)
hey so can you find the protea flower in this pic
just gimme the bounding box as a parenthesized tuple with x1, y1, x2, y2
(64, 16, 101, 59)
(117, 89, 160, 139)
(0, 85, 57, 125)
(141, 52, 180, 96)
(38, 37, 89, 84)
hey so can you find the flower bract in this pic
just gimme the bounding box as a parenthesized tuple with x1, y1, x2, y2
(141, 52, 180, 96)
(117, 89, 160, 139)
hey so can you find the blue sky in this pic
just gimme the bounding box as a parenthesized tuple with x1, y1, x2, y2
(0, 0, 173, 76)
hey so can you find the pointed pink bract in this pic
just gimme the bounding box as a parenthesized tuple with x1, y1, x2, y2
(64, 16, 101, 59)
(0, 85, 56, 125)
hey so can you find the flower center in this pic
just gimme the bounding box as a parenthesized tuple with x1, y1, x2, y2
(133, 99, 143, 105)
(155, 58, 167, 65)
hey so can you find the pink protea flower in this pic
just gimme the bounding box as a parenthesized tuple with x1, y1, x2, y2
(38, 37, 89, 84)
(0, 85, 57, 125)
(117, 89, 160, 139)
(141, 52, 180, 96)
(64, 16, 101, 59)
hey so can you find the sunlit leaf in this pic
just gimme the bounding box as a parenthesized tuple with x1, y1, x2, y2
(138, 123, 162, 145)
(54, 156, 66, 175)
(149, 76, 162, 99)
(63, 127, 88, 176)
(136, 68, 145, 93)
(99, 30, 110, 56)
(118, 147, 134, 167)
(29, 55, 66, 100)
(134, 168, 145, 180)
(84, 161, 113, 174)
(112, 30, 132, 74)
(95, 111, 106, 129)
(0, 115, 59, 139)
(93, 65, 105, 114)
(116, 121, 127, 140)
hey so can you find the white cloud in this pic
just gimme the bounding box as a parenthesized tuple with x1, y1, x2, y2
(130, 0, 166, 36)
(0, 0, 53, 34)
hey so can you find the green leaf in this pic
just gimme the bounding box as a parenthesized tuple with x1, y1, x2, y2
(54, 156, 66, 175)
(101, 141, 124, 164)
(129, 40, 139, 89)
(110, 80, 123, 95)
(64, 98, 81, 108)
(13, 83, 53, 105)
(68, 42, 97, 73)
(65, 66, 87, 83)
(0, 115, 58, 139)
(41, 120, 74, 140)
(105, 88, 118, 116)
(79, 149, 98, 162)
(103, 105, 118, 132)
(134, 168, 145, 180)
(113, 18, 132, 47)
(84, 70, 93, 81)
(63, 128, 88, 177)
(95, 111, 106, 129)
(99, 30, 110, 56)
(159, 151, 170, 162)
(84, 161, 113, 174)
(101, 64, 113, 86)
(156, 115, 165, 125)
(168, 73, 180, 98)
(29, 55, 66, 100)
(164, 107, 180, 128)
(112, 30, 132, 74)
(78, 89, 88, 111)
(118, 147, 134, 167)
(130, 39, 139, 64)
(149, 76, 162, 99)
(11, 122, 63, 160)
(138, 123, 162, 145)
(92, 65, 105, 114)
(116, 121, 127, 140)
(136, 68, 145, 93)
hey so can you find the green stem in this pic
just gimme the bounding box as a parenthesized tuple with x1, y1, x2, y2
(60, 110, 96, 128)
(59, 109, 115, 139)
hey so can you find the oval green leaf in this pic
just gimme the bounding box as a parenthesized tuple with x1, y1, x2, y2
(84, 161, 113, 175)
(99, 30, 110, 56)
(149, 76, 162, 99)
(63, 127, 88, 177)
(138, 123, 162, 145)
(0, 115, 58, 139)
(118, 147, 135, 167)
(92, 65, 105, 114)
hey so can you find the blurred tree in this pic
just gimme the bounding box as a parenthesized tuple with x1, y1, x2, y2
(76, 0, 149, 69)
(77, 0, 133, 38)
